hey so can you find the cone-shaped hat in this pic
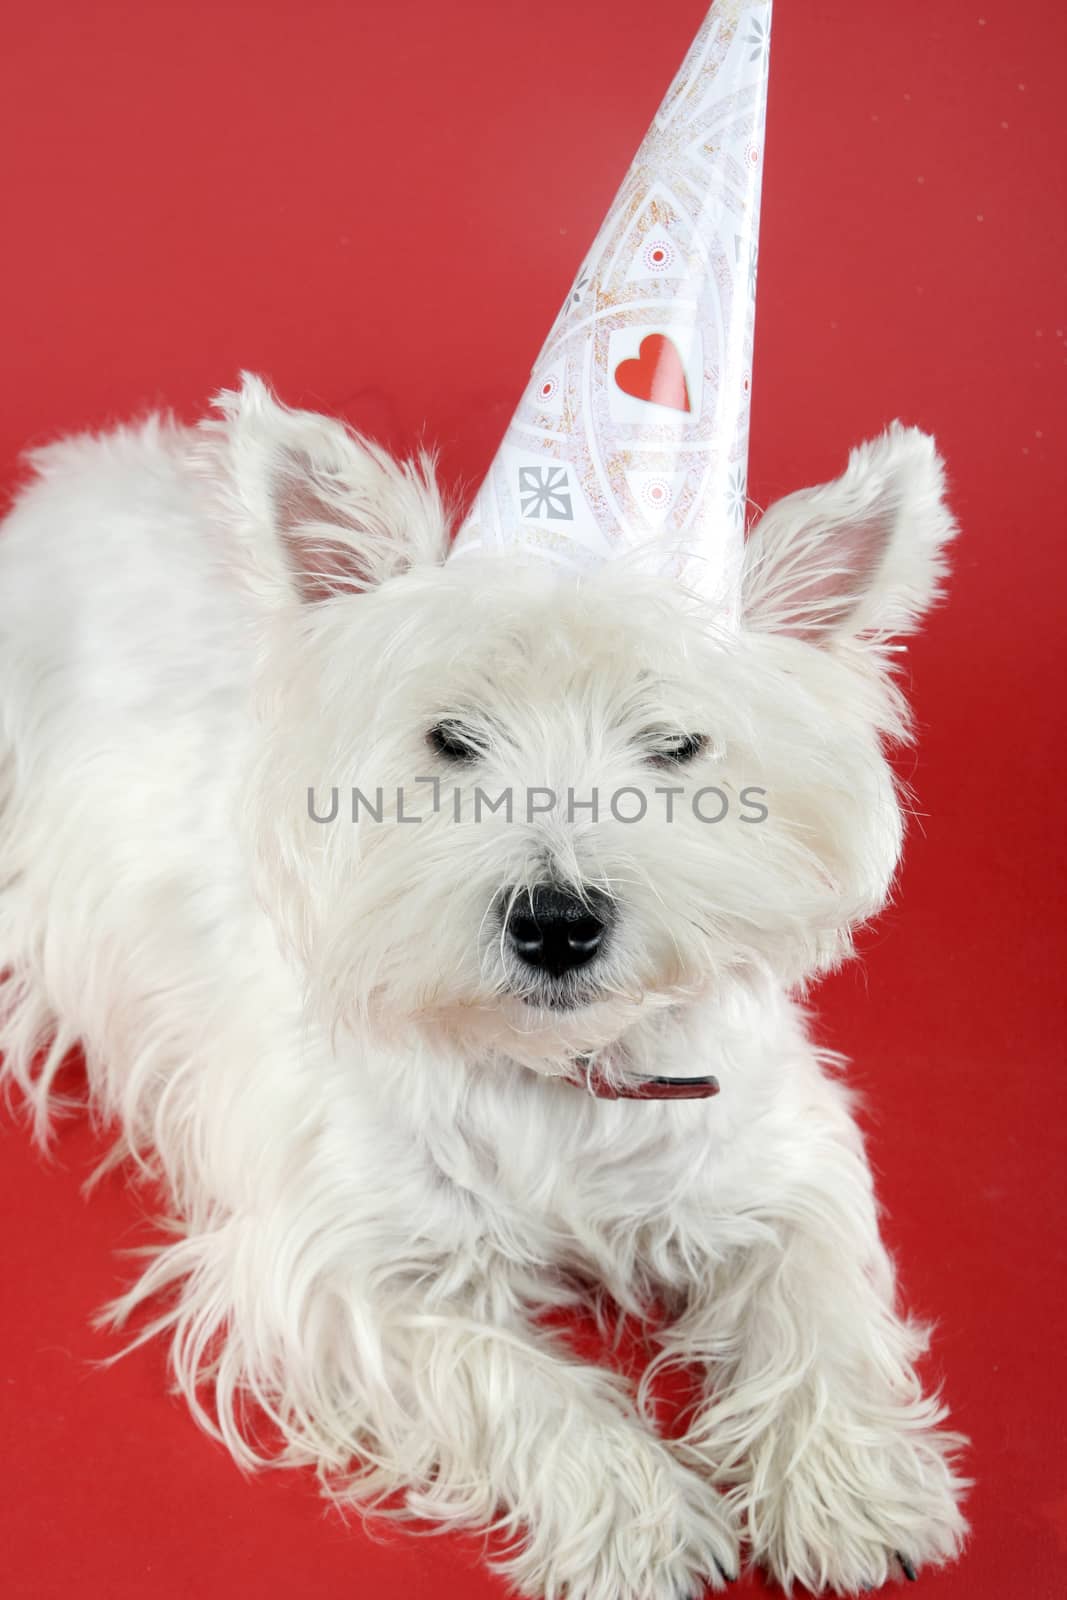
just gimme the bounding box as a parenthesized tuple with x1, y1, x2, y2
(451, 0, 772, 620)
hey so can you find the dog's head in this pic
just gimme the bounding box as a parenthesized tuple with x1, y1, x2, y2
(205, 377, 955, 1069)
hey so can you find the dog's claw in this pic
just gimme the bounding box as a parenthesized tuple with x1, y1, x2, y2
(896, 1552, 918, 1583)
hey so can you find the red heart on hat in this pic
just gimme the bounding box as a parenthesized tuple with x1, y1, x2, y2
(613, 333, 691, 413)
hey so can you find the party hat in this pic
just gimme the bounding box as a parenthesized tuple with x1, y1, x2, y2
(450, 0, 772, 619)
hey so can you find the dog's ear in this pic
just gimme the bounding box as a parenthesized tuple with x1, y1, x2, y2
(740, 425, 957, 644)
(203, 374, 451, 602)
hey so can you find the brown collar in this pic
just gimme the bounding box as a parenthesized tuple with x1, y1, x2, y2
(570, 1059, 720, 1100)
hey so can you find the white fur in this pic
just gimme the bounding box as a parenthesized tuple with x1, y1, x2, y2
(0, 377, 968, 1596)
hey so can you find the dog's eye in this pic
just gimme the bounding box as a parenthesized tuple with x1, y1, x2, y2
(646, 733, 707, 768)
(427, 720, 484, 763)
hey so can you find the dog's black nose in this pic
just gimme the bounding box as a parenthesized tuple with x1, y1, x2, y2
(504, 886, 613, 978)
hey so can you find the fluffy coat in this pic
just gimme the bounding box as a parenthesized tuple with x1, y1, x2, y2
(0, 377, 968, 1596)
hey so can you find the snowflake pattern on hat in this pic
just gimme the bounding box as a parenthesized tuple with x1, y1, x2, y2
(452, 0, 772, 621)
(518, 466, 573, 522)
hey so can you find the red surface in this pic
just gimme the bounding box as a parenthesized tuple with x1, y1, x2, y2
(1, 3, 1064, 1596)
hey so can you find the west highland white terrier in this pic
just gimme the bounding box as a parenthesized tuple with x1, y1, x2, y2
(0, 376, 967, 1596)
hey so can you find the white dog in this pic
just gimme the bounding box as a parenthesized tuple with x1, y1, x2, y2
(0, 377, 967, 1596)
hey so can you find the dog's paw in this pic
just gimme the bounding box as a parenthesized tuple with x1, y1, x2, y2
(499, 1429, 740, 1600)
(746, 1414, 968, 1594)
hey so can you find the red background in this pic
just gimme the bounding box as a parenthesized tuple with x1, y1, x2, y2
(1, 2, 1064, 1595)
